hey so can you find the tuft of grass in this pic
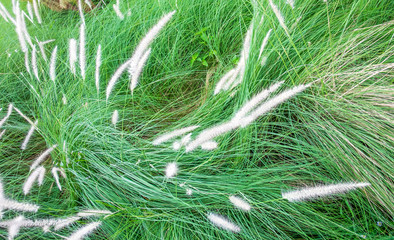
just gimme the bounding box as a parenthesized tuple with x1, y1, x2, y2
(0, 0, 393, 239)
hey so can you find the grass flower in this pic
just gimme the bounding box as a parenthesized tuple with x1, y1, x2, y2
(152, 125, 199, 145)
(282, 182, 371, 202)
(0, 104, 13, 129)
(95, 44, 101, 94)
(0, 2, 15, 25)
(24, 51, 30, 74)
(200, 141, 218, 150)
(13, 106, 34, 125)
(239, 83, 311, 127)
(30, 144, 58, 170)
(69, 39, 78, 75)
(66, 221, 101, 240)
(23, 166, 45, 195)
(128, 11, 175, 90)
(207, 212, 240, 232)
(165, 162, 178, 178)
(32, 0, 41, 24)
(21, 120, 38, 150)
(268, 0, 289, 34)
(32, 44, 39, 80)
(49, 46, 58, 82)
(26, 2, 33, 21)
(51, 167, 66, 191)
(113, 4, 124, 20)
(111, 110, 119, 127)
(106, 58, 133, 100)
(78, 0, 85, 25)
(77, 209, 112, 217)
(258, 29, 272, 60)
(232, 81, 284, 122)
(229, 195, 251, 211)
(53, 216, 81, 230)
(130, 48, 151, 93)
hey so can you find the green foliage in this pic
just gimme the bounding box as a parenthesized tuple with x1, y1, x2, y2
(0, 0, 393, 239)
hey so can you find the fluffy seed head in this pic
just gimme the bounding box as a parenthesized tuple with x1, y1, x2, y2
(207, 212, 240, 232)
(165, 162, 178, 178)
(229, 195, 251, 211)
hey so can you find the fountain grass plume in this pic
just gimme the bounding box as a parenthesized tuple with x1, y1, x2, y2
(106, 58, 133, 101)
(32, 0, 41, 24)
(152, 125, 199, 145)
(14, 2, 28, 53)
(32, 44, 39, 80)
(27, 2, 33, 21)
(207, 212, 241, 232)
(185, 121, 237, 152)
(21, 120, 38, 150)
(130, 48, 151, 93)
(69, 39, 78, 75)
(0, 104, 13, 129)
(268, 0, 289, 34)
(127, 11, 176, 88)
(77, 209, 112, 217)
(200, 141, 218, 150)
(165, 162, 178, 178)
(66, 221, 101, 240)
(23, 166, 45, 195)
(13, 106, 34, 125)
(51, 167, 66, 191)
(95, 44, 101, 94)
(282, 182, 371, 202)
(79, 23, 86, 80)
(0, 2, 16, 25)
(30, 144, 58, 170)
(111, 110, 119, 127)
(214, 69, 236, 95)
(232, 81, 284, 121)
(239, 83, 311, 127)
(24, 51, 30, 74)
(49, 46, 58, 82)
(0, 129, 5, 139)
(229, 195, 251, 211)
(113, 4, 124, 20)
(258, 29, 272, 60)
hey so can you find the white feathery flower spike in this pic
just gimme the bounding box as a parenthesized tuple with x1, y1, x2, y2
(8, 215, 24, 240)
(0, 7, 8, 23)
(0, 129, 5, 139)
(36, 39, 48, 62)
(200, 141, 218, 150)
(106, 58, 133, 101)
(113, 4, 124, 20)
(78, 0, 85, 25)
(232, 81, 284, 122)
(54, 216, 81, 230)
(127, 11, 175, 78)
(21, 120, 38, 150)
(185, 121, 237, 152)
(79, 23, 86, 80)
(15, 4, 27, 53)
(152, 125, 199, 145)
(32, 0, 41, 24)
(21, 14, 33, 48)
(84, 0, 93, 9)
(172, 140, 181, 150)
(186, 188, 193, 196)
(23, 166, 45, 195)
(214, 69, 236, 95)
(282, 182, 371, 202)
(229, 195, 251, 211)
(268, 0, 289, 34)
(0, 104, 13, 129)
(27, 2, 34, 21)
(181, 133, 192, 145)
(111, 110, 119, 127)
(30, 144, 58, 170)
(62, 94, 67, 105)
(49, 46, 58, 81)
(258, 29, 272, 60)
(25, 51, 30, 74)
(130, 48, 151, 93)
(207, 212, 241, 232)
(51, 167, 66, 191)
(77, 209, 112, 218)
(13, 106, 34, 125)
(32, 44, 39, 80)
(69, 38, 78, 75)
(95, 44, 101, 94)
(287, 0, 295, 9)
(66, 221, 101, 240)
(0, 2, 16, 25)
(165, 162, 178, 178)
(239, 83, 311, 127)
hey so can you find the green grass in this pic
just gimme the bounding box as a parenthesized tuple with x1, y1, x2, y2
(0, 0, 393, 239)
